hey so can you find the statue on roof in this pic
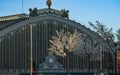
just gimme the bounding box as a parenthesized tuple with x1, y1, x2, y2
(29, 8, 38, 17)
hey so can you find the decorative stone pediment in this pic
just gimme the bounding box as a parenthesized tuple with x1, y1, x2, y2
(37, 8, 62, 16)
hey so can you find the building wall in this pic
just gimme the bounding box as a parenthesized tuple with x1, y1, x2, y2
(116, 51, 120, 73)
(0, 14, 28, 22)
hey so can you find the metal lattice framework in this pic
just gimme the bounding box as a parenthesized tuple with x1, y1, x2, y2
(0, 14, 115, 73)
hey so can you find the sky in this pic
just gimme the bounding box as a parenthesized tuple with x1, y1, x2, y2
(0, 0, 120, 33)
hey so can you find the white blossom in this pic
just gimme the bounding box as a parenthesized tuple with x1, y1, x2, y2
(48, 30, 81, 57)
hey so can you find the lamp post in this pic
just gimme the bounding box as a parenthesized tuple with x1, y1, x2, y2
(30, 25, 33, 75)
(115, 50, 116, 74)
(66, 49, 69, 75)
(100, 44, 104, 75)
(100, 49, 102, 75)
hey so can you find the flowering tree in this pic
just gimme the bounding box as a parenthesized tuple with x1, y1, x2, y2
(48, 30, 81, 56)
(48, 30, 81, 73)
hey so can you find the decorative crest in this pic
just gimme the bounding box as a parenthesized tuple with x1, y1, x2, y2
(46, 0, 52, 9)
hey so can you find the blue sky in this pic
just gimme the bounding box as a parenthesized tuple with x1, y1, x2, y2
(0, 0, 120, 33)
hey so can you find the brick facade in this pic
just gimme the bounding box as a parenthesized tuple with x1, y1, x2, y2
(116, 51, 120, 73)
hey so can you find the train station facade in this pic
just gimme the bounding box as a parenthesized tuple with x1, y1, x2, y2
(0, 7, 119, 75)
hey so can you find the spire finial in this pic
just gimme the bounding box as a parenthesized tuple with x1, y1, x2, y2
(46, 0, 52, 9)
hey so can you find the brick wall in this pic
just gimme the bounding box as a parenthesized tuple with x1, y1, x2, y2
(116, 51, 120, 73)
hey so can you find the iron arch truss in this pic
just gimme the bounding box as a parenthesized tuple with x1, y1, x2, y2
(0, 14, 115, 73)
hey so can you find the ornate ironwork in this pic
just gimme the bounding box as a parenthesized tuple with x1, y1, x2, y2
(0, 14, 115, 73)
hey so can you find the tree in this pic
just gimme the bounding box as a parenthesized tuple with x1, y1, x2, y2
(88, 21, 116, 73)
(88, 21, 114, 43)
(74, 34, 100, 74)
(116, 28, 120, 49)
(116, 28, 120, 42)
(48, 30, 81, 74)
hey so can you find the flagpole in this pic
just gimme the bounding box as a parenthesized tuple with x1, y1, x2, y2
(22, 0, 23, 13)
(30, 25, 33, 75)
